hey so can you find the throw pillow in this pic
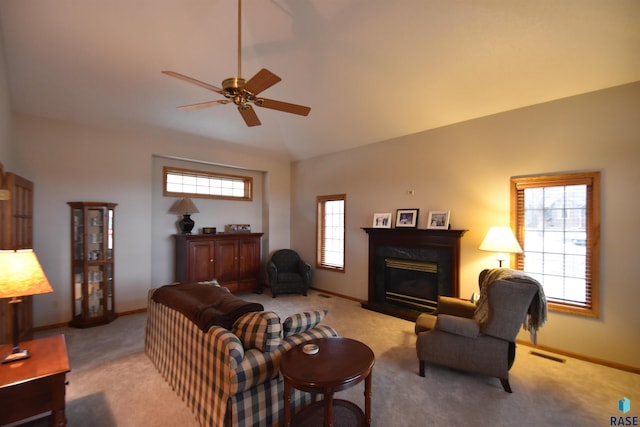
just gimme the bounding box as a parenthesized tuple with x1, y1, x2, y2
(283, 310, 328, 337)
(232, 311, 282, 352)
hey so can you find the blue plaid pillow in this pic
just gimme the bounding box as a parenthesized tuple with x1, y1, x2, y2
(232, 311, 282, 352)
(283, 310, 328, 337)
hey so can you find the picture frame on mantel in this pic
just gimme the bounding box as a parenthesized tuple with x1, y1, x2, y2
(395, 209, 419, 228)
(373, 213, 392, 228)
(427, 210, 450, 229)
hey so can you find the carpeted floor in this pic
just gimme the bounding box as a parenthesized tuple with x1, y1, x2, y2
(31, 288, 639, 426)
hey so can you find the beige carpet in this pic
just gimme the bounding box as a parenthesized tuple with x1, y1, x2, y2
(31, 289, 639, 427)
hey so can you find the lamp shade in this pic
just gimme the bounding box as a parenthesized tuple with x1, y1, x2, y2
(169, 197, 200, 214)
(479, 227, 523, 254)
(0, 249, 54, 298)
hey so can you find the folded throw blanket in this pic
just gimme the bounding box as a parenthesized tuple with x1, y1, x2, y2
(152, 283, 264, 331)
(474, 268, 547, 344)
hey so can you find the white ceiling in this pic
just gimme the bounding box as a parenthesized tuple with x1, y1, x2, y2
(1, 0, 639, 161)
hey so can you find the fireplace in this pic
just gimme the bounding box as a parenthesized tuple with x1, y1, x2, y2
(361, 228, 467, 321)
(385, 258, 439, 312)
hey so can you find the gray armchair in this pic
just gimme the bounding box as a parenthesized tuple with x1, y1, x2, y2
(415, 269, 545, 392)
(267, 249, 311, 298)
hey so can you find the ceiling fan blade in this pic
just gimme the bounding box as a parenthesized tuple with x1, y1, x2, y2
(177, 100, 229, 111)
(238, 105, 261, 127)
(162, 70, 223, 94)
(242, 68, 282, 96)
(256, 98, 311, 116)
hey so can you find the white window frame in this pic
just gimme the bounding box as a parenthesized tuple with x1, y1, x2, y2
(163, 166, 252, 201)
(511, 171, 600, 318)
(316, 194, 346, 272)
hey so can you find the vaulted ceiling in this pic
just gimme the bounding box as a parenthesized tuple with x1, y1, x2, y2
(1, 1, 638, 160)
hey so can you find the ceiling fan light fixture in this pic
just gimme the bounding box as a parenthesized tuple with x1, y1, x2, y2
(222, 77, 245, 91)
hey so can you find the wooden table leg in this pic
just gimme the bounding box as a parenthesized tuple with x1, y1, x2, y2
(364, 370, 372, 426)
(324, 390, 334, 427)
(283, 381, 292, 427)
(52, 409, 67, 427)
(52, 375, 67, 427)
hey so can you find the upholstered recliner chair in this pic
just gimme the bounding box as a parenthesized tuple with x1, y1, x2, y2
(415, 268, 546, 393)
(267, 249, 312, 298)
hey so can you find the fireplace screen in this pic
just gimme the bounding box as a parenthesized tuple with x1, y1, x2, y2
(384, 258, 439, 312)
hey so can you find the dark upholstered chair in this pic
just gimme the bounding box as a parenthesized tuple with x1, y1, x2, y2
(267, 249, 311, 298)
(415, 269, 543, 393)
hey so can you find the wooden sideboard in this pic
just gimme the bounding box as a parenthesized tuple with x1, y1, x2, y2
(174, 233, 263, 293)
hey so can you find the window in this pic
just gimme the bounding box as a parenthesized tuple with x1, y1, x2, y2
(317, 194, 346, 272)
(163, 166, 252, 201)
(511, 172, 600, 317)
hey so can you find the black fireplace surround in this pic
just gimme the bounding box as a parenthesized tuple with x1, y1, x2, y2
(361, 228, 467, 321)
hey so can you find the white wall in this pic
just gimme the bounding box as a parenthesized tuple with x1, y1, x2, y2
(0, 19, 13, 165)
(11, 114, 291, 327)
(291, 82, 640, 370)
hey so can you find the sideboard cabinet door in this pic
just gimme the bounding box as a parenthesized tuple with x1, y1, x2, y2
(238, 237, 261, 293)
(174, 233, 263, 293)
(214, 239, 239, 286)
(188, 241, 215, 282)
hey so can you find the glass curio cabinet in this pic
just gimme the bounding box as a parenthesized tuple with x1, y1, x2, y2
(68, 202, 117, 328)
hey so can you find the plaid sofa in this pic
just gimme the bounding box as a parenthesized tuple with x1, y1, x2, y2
(145, 289, 337, 426)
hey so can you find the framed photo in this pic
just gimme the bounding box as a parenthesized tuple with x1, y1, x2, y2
(225, 224, 251, 233)
(373, 213, 392, 228)
(395, 209, 419, 228)
(427, 211, 450, 229)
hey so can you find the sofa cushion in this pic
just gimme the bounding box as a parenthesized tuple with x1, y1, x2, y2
(232, 311, 282, 352)
(278, 272, 304, 283)
(283, 310, 328, 337)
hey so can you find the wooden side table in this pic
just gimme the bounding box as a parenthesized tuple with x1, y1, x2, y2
(0, 335, 70, 426)
(280, 337, 375, 427)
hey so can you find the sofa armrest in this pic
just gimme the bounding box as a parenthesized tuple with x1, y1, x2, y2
(297, 260, 311, 273)
(297, 260, 312, 286)
(267, 261, 278, 286)
(437, 296, 477, 318)
(436, 314, 480, 338)
(231, 348, 279, 394)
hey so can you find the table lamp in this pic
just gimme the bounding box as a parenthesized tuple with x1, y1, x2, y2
(0, 249, 53, 363)
(479, 226, 523, 267)
(169, 197, 200, 234)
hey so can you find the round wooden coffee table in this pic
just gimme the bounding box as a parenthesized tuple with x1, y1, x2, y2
(280, 337, 375, 427)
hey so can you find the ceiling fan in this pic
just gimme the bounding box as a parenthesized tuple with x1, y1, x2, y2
(162, 0, 310, 127)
